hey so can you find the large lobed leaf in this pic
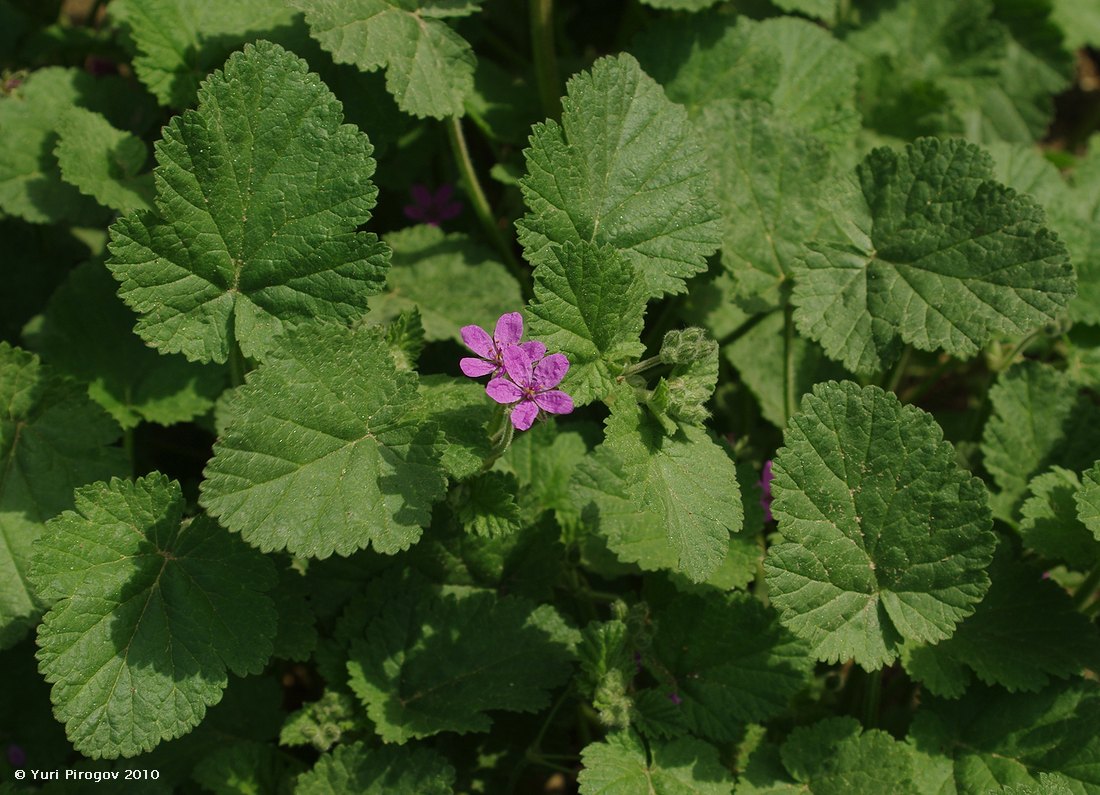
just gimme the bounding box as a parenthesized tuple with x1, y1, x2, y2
(28, 474, 276, 758)
(200, 322, 445, 559)
(578, 731, 734, 795)
(765, 381, 995, 669)
(108, 41, 390, 364)
(0, 344, 126, 650)
(296, 742, 455, 794)
(793, 138, 1074, 374)
(518, 53, 721, 299)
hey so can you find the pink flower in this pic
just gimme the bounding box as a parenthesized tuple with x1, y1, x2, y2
(403, 183, 462, 226)
(486, 345, 573, 431)
(759, 460, 774, 523)
(460, 312, 546, 378)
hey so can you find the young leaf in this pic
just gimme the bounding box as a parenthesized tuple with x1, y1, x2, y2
(28, 474, 277, 758)
(31, 261, 224, 429)
(108, 41, 390, 364)
(296, 742, 455, 795)
(200, 322, 446, 559)
(902, 543, 1100, 697)
(192, 741, 305, 795)
(908, 682, 1100, 794)
(765, 381, 995, 668)
(1075, 461, 1100, 542)
(346, 589, 573, 743)
(572, 400, 742, 583)
(290, 0, 479, 119)
(577, 731, 735, 795)
(279, 691, 359, 753)
(54, 108, 153, 213)
(451, 471, 522, 538)
(793, 138, 1074, 374)
(1019, 468, 1099, 567)
(369, 225, 521, 343)
(647, 327, 718, 429)
(109, 0, 305, 109)
(518, 54, 721, 298)
(982, 362, 1100, 517)
(413, 376, 494, 481)
(0, 344, 126, 650)
(697, 100, 833, 312)
(649, 593, 812, 741)
(526, 241, 647, 406)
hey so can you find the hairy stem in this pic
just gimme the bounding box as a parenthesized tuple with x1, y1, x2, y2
(1072, 563, 1100, 611)
(862, 667, 883, 728)
(445, 115, 529, 296)
(884, 345, 913, 394)
(529, 0, 562, 120)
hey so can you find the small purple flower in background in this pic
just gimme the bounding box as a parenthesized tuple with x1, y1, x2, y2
(487, 346, 574, 431)
(759, 459, 774, 522)
(7, 744, 26, 767)
(404, 183, 462, 226)
(667, 692, 683, 706)
(1042, 571, 1052, 580)
(460, 312, 546, 378)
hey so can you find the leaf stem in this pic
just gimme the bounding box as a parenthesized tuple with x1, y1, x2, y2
(507, 686, 573, 793)
(228, 341, 246, 388)
(783, 303, 797, 423)
(1072, 563, 1100, 611)
(481, 418, 516, 472)
(529, 0, 562, 120)
(899, 355, 957, 405)
(621, 355, 663, 379)
(862, 667, 883, 728)
(884, 345, 912, 394)
(445, 115, 529, 296)
(994, 327, 1043, 373)
(716, 310, 770, 349)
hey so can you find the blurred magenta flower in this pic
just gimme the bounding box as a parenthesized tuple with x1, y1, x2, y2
(486, 345, 573, 431)
(759, 459, 774, 522)
(667, 692, 683, 706)
(404, 183, 462, 226)
(460, 312, 546, 378)
(7, 744, 25, 767)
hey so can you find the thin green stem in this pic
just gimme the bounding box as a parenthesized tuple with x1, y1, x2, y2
(783, 303, 797, 424)
(862, 667, 883, 729)
(529, 0, 562, 120)
(899, 355, 957, 405)
(228, 341, 246, 388)
(481, 419, 516, 472)
(445, 115, 528, 296)
(716, 310, 770, 349)
(620, 355, 663, 379)
(123, 426, 135, 478)
(994, 327, 1043, 374)
(884, 345, 912, 394)
(507, 687, 573, 793)
(1072, 563, 1100, 611)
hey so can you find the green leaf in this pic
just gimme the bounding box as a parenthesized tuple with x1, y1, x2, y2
(109, 0, 305, 109)
(773, 0, 834, 18)
(451, 471, 522, 538)
(295, 742, 455, 795)
(748, 717, 920, 795)
(280, 690, 359, 752)
(54, 108, 153, 213)
(578, 731, 735, 795)
(1019, 468, 1099, 567)
(1075, 462, 1100, 542)
(269, 565, 317, 662)
(902, 543, 1100, 697)
(649, 593, 812, 741)
(572, 399, 742, 583)
(793, 138, 1074, 374)
(518, 54, 721, 299)
(501, 419, 588, 525)
(290, 0, 478, 119)
(697, 100, 833, 312)
(200, 322, 445, 559)
(383, 308, 426, 371)
(346, 588, 573, 743)
(1051, 0, 1100, 49)
(30, 261, 224, 429)
(108, 41, 390, 364)
(634, 14, 858, 146)
(638, 0, 719, 10)
(981, 362, 1100, 517)
(526, 241, 647, 406)
(725, 310, 849, 430)
(28, 473, 276, 758)
(0, 343, 126, 650)
(765, 381, 995, 668)
(192, 740, 305, 795)
(0, 67, 153, 224)
(412, 376, 494, 481)
(369, 225, 521, 344)
(908, 682, 1100, 794)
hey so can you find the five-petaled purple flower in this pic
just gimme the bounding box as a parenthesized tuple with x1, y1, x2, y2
(460, 313, 546, 378)
(759, 459, 774, 523)
(487, 346, 574, 431)
(404, 183, 462, 226)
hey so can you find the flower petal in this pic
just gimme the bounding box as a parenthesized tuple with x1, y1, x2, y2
(434, 184, 455, 202)
(510, 400, 539, 430)
(460, 357, 497, 377)
(534, 390, 573, 415)
(486, 377, 524, 404)
(532, 353, 569, 389)
(494, 312, 524, 345)
(409, 184, 432, 205)
(460, 324, 495, 358)
(403, 204, 427, 221)
(519, 340, 547, 361)
(501, 343, 534, 387)
(438, 201, 462, 221)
